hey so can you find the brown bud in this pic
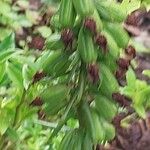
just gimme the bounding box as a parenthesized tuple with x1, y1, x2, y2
(95, 34, 108, 53)
(112, 92, 131, 107)
(125, 8, 146, 26)
(61, 28, 74, 49)
(29, 36, 45, 50)
(125, 13, 139, 27)
(84, 18, 97, 34)
(33, 71, 46, 83)
(125, 45, 136, 58)
(30, 97, 43, 106)
(115, 69, 126, 79)
(88, 64, 99, 84)
(117, 58, 130, 70)
(112, 112, 127, 128)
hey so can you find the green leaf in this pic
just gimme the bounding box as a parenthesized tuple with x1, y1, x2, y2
(126, 67, 136, 88)
(142, 0, 150, 4)
(42, 50, 62, 72)
(134, 105, 146, 119)
(16, 15, 32, 28)
(22, 64, 35, 90)
(26, 10, 39, 24)
(134, 87, 150, 105)
(0, 28, 12, 41)
(134, 92, 145, 105)
(6, 127, 19, 142)
(14, 55, 37, 71)
(41, 85, 69, 102)
(1, 90, 22, 109)
(0, 33, 15, 52)
(0, 108, 14, 135)
(41, 85, 70, 115)
(44, 102, 67, 115)
(46, 33, 64, 50)
(102, 30, 120, 59)
(120, 86, 135, 98)
(0, 62, 5, 83)
(142, 70, 150, 78)
(0, 1, 11, 14)
(121, 0, 141, 13)
(0, 50, 15, 63)
(16, 104, 37, 124)
(6, 61, 23, 88)
(37, 26, 52, 38)
(135, 80, 147, 91)
(35, 51, 51, 70)
(102, 119, 115, 141)
(50, 13, 62, 29)
(142, 0, 150, 8)
(0, 74, 10, 86)
(105, 23, 129, 48)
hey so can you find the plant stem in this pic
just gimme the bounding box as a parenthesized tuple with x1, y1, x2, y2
(47, 94, 76, 144)
(34, 120, 71, 131)
(47, 62, 86, 144)
(13, 88, 26, 128)
(76, 63, 86, 104)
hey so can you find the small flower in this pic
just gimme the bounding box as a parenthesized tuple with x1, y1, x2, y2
(125, 8, 146, 27)
(125, 13, 139, 27)
(30, 97, 43, 106)
(125, 45, 136, 59)
(112, 92, 131, 107)
(115, 69, 126, 79)
(61, 28, 74, 49)
(117, 58, 130, 70)
(33, 71, 46, 83)
(88, 63, 99, 84)
(84, 18, 97, 34)
(29, 35, 45, 50)
(95, 34, 108, 53)
(112, 112, 127, 128)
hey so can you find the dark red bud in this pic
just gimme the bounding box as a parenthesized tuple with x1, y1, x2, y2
(113, 114, 129, 139)
(88, 64, 99, 84)
(117, 58, 130, 70)
(112, 92, 131, 107)
(61, 28, 74, 49)
(112, 112, 127, 128)
(84, 18, 97, 34)
(125, 8, 146, 26)
(125, 45, 136, 58)
(95, 34, 108, 53)
(33, 71, 46, 83)
(115, 69, 126, 79)
(29, 36, 45, 50)
(30, 97, 43, 106)
(125, 14, 139, 27)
